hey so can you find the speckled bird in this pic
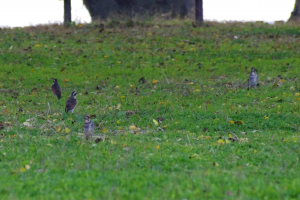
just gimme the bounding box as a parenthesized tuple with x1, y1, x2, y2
(83, 114, 95, 140)
(65, 91, 77, 113)
(248, 67, 258, 90)
(51, 78, 61, 99)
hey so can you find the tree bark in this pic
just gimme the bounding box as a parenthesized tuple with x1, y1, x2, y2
(64, 0, 71, 26)
(83, 0, 191, 21)
(289, 0, 300, 22)
(195, 0, 203, 24)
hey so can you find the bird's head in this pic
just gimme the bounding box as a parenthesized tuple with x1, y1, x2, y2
(52, 78, 58, 84)
(71, 91, 77, 98)
(84, 114, 90, 123)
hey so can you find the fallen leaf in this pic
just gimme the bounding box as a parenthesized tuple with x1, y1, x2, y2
(138, 77, 147, 84)
(126, 111, 136, 117)
(213, 162, 219, 167)
(129, 125, 138, 130)
(157, 127, 164, 131)
(63, 128, 71, 133)
(234, 121, 244, 125)
(116, 103, 121, 109)
(153, 119, 159, 126)
(20, 168, 26, 172)
(157, 117, 165, 122)
(56, 126, 62, 133)
(32, 88, 37, 93)
(123, 147, 130, 151)
(217, 139, 224, 145)
(23, 122, 32, 127)
(89, 114, 96, 119)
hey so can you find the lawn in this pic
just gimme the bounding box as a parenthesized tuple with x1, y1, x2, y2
(0, 20, 300, 199)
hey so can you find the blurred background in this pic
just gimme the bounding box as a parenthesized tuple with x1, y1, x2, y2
(0, 0, 295, 28)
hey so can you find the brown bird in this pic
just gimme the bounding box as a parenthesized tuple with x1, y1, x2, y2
(65, 91, 77, 113)
(51, 78, 61, 99)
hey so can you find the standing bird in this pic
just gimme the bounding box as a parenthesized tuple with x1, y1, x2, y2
(65, 91, 77, 113)
(83, 114, 95, 140)
(51, 78, 61, 99)
(248, 67, 258, 90)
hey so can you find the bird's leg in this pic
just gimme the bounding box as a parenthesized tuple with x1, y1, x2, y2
(247, 79, 250, 90)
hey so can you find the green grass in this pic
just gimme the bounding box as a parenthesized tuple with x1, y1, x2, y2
(1, 20, 300, 199)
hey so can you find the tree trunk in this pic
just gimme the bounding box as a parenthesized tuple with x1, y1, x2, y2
(289, 0, 300, 22)
(82, 0, 191, 21)
(195, 0, 203, 24)
(64, 0, 71, 26)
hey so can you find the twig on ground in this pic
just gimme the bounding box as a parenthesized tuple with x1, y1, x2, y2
(162, 70, 169, 84)
(230, 132, 239, 141)
(47, 102, 51, 115)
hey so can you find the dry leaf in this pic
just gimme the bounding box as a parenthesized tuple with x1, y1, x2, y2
(23, 122, 32, 127)
(56, 126, 62, 133)
(153, 119, 159, 126)
(62, 128, 71, 133)
(129, 125, 138, 130)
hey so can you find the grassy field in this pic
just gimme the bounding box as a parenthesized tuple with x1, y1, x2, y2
(1, 20, 300, 199)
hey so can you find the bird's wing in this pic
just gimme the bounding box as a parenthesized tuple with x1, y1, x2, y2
(65, 98, 76, 111)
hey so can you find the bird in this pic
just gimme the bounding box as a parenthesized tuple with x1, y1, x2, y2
(248, 67, 258, 90)
(83, 114, 95, 140)
(51, 78, 61, 99)
(65, 91, 77, 113)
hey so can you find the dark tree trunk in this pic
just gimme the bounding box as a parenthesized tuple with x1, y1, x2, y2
(195, 0, 203, 24)
(289, 0, 300, 22)
(64, 0, 71, 26)
(83, 0, 191, 21)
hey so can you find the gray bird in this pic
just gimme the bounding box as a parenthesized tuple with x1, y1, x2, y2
(83, 114, 95, 140)
(248, 67, 258, 90)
